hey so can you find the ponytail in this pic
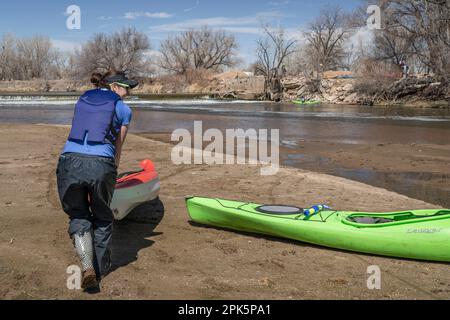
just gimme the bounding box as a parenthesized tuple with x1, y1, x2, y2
(90, 71, 112, 89)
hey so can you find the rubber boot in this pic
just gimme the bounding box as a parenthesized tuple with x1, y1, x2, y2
(73, 232, 98, 290)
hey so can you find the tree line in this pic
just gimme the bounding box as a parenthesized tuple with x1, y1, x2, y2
(0, 34, 64, 80)
(0, 0, 449, 85)
(0, 27, 238, 81)
(370, 0, 450, 81)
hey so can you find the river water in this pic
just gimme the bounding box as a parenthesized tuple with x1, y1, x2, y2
(1, 95, 449, 207)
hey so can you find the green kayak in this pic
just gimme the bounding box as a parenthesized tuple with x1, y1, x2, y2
(186, 197, 450, 262)
(292, 100, 321, 105)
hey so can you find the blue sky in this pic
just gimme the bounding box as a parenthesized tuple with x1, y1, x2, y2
(0, 0, 362, 65)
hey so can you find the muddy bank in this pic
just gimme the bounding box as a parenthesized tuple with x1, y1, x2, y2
(0, 124, 449, 300)
(282, 75, 450, 108)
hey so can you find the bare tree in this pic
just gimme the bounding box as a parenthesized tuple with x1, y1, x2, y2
(355, 1, 419, 75)
(303, 6, 352, 77)
(0, 34, 62, 80)
(158, 26, 238, 74)
(159, 33, 192, 74)
(255, 24, 297, 100)
(356, 0, 450, 80)
(0, 34, 19, 80)
(16, 36, 56, 79)
(73, 27, 151, 77)
(385, 0, 450, 79)
(47, 49, 71, 79)
(373, 30, 413, 66)
(1, 29, 149, 80)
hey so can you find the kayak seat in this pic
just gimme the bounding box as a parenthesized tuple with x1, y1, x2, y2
(347, 217, 394, 224)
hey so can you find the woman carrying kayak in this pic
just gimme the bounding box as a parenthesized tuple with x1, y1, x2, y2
(56, 72, 138, 290)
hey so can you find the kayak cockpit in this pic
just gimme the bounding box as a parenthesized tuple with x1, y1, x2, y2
(115, 159, 157, 190)
(255, 205, 303, 215)
(343, 210, 450, 227)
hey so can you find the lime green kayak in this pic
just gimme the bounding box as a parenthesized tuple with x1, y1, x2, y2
(292, 100, 321, 105)
(186, 197, 450, 262)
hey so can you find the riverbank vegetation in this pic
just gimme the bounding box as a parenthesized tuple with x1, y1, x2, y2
(0, 0, 449, 106)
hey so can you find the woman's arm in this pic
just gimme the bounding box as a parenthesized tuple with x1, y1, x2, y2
(115, 125, 129, 168)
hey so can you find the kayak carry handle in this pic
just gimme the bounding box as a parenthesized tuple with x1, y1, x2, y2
(140, 159, 155, 172)
(303, 205, 332, 218)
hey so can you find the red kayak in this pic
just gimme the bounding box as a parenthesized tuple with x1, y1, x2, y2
(111, 160, 161, 220)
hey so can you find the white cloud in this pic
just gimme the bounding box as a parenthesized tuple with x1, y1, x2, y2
(220, 27, 261, 35)
(149, 12, 284, 34)
(98, 12, 174, 21)
(97, 16, 114, 21)
(268, 0, 291, 6)
(150, 17, 256, 32)
(124, 12, 174, 20)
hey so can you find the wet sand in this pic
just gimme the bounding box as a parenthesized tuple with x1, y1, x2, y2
(0, 124, 449, 300)
(281, 142, 450, 208)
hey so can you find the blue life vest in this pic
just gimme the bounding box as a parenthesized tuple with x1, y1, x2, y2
(68, 89, 121, 145)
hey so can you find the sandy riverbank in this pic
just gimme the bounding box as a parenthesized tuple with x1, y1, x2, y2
(0, 124, 449, 300)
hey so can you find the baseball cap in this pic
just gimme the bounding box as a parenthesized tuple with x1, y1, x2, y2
(105, 74, 139, 89)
